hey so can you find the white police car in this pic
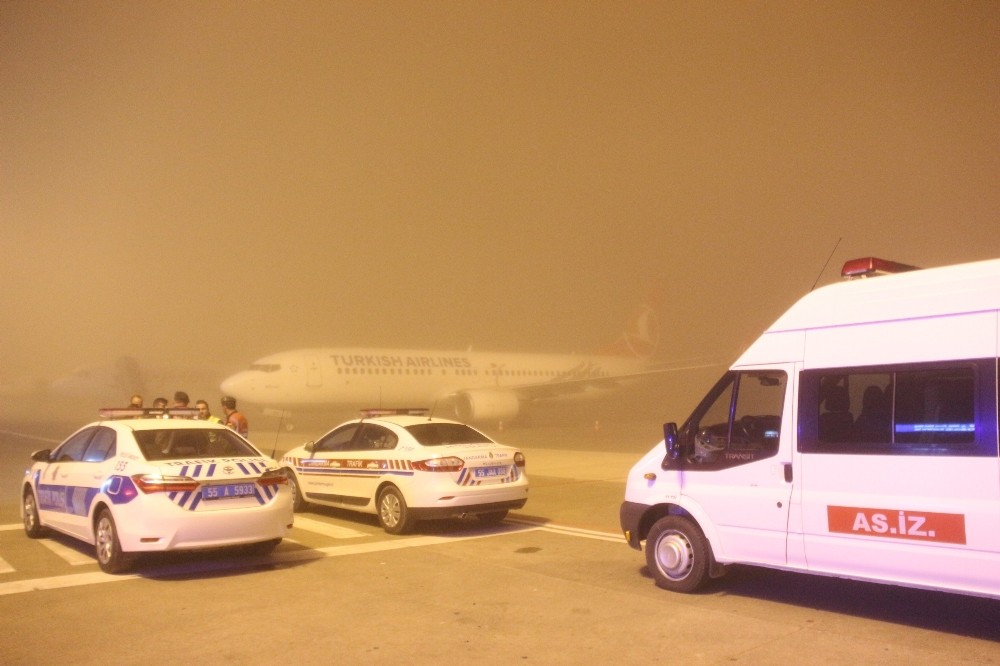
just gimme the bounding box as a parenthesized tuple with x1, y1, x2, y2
(281, 409, 529, 534)
(21, 408, 293, 573)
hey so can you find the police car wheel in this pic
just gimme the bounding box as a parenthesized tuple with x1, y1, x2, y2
(22, 489, 47, 539)
(285, 469, 306, 512)
(377, 487, 413, 535)
(95, 509, 134, 574)
(645, 516, 710, 593)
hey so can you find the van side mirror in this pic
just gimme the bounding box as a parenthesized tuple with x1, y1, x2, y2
(663, 422, 680, 460)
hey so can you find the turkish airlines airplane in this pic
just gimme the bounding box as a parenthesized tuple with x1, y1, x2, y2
(220, 305, 714, 423)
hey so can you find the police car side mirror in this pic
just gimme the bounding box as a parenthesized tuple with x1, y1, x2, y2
(663, 422, 680, 460)
(31, 449, 52, 463)
(304, 441, 315, 453)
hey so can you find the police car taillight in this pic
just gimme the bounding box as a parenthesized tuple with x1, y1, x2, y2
(412, 457, 465, 472)
(513, 452, 525, 468)
(257, 469, 288, 487)
(841, 257, 920, 279)
(132, 474, 199, 494)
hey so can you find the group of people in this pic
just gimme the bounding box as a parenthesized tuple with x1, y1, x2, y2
(128, 391, 249, 437)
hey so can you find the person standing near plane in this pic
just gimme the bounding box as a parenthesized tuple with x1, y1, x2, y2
(172, 391, 190, 408)
(221, 395, 248, 437)
(195, 399, 224, 424)
(129, 394, 143, 408)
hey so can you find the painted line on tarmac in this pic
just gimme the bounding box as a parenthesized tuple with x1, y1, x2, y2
(0, 525, 536, 596)
(0, 523, 23, 532)
(292, 516, 368, 539)
(0, 521, 619, 595)
(39, 539, 94, 566)
(0, 570, 139, 595)
(506, 518, 623, 543)
(0, 555, 13, 574)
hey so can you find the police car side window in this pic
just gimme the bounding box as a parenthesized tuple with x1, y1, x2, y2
(316, 425, 359, 452)
(55, 428, 98, 462)
(83, 427, 117, 462)
(358, 424, 397, 451)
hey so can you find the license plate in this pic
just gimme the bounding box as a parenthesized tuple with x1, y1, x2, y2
(202, 482, 256, 500)
(473, 466, 508, 478)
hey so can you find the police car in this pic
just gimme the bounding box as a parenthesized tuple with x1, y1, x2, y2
(21, 408, 293, 573)
(281, 409, 529, 534)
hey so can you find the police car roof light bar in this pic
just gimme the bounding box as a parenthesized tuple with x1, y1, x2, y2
(99, 407, 201, 420)
(360, 408, 430, 418)
(841, 257, 921, 279)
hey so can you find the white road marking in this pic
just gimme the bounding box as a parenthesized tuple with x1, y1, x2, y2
(0, 519, 618, 595)
(0, 555, 14, 574)
(507, 518, 623, 543)
(38, 538, 94, 565)
(0, 523, 23, 532)
(292, 515, 368, 539)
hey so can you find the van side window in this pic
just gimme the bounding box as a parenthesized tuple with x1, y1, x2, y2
(800, 360, 997, 456)
(676, 370, 785, 470)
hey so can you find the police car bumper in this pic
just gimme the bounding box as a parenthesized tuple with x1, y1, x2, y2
(409, 497, 528, 520)
(115, 494, 293, 553)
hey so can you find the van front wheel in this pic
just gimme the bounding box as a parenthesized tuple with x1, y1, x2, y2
(645, 516, 711, 593)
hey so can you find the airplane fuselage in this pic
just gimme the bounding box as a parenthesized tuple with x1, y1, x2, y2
(221, 347, 651, 421)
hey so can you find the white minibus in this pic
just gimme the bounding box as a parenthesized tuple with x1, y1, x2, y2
(620, 256, 1000, 598)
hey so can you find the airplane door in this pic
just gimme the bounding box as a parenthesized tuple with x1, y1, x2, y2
(306, 354, 322, 388)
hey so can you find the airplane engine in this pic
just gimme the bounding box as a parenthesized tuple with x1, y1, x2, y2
(454, 389, 521, 422)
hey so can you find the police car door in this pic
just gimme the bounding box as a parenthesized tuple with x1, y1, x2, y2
(38, 427, 117, 542)
(678, 369, 792, 568)
(337, 423, 399, 509)
(300, 424, 360, 506)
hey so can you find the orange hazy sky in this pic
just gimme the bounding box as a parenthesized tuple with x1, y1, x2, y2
(2, 1, 999, 385)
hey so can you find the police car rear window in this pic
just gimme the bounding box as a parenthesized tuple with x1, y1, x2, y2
(405, 423, 492, 446)
(135, 429, 259, 461)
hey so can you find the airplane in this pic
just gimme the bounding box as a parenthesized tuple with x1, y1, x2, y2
(220, 305, 716, 424)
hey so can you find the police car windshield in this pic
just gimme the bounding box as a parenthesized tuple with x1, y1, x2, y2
(135, 429, 259, 461)
(405, 423, 492, 446)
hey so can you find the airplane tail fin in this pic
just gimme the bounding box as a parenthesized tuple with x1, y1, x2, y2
(598, 303, 659, 359)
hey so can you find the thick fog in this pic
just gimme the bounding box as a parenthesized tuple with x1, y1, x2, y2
(3, 3, 999, 425)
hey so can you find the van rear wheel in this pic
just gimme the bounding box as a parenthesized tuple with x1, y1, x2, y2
(645, 516, 711, 593)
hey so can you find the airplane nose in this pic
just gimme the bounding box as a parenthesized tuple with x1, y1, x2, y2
(219, 372, 247, 397)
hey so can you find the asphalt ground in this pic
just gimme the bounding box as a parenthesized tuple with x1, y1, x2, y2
(2, 419, 999, 664)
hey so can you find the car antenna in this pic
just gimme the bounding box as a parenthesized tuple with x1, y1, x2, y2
(810, 237, 842, 291)
(270, 410, 286, 459)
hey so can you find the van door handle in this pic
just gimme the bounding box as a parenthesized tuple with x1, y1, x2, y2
(783, 463, 793, 483)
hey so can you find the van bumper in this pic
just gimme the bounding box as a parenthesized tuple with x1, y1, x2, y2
(619, 501, 646, 550)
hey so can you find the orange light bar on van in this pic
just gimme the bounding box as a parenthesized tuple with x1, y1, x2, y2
(841, 257, 921, 279)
